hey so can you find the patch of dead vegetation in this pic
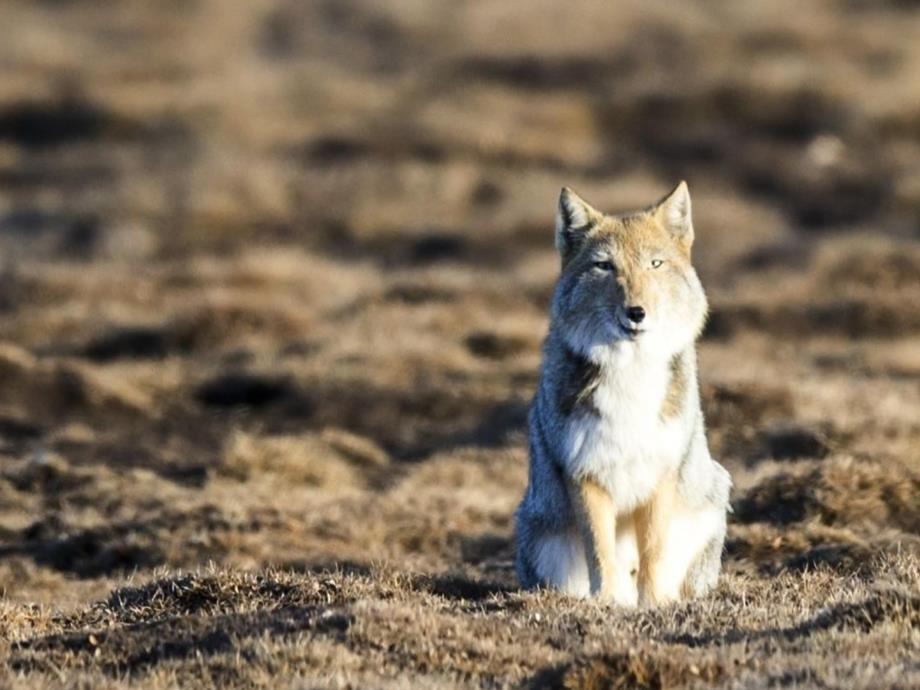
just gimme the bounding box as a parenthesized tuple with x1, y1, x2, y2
(219, 428, 390, 488)
(0, 343, 151, 423)
(705, 297, 920, 340)
(816, 237, 920, 291)
(3, 558, 919, 689)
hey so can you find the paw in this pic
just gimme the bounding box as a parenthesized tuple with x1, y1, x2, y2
(598, 573, 638, 607)
(597, 589, 636, 607)
(638, 582, 681, 607)
(614, 573, 639, 608)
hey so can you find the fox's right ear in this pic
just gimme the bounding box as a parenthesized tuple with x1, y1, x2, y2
(555, 187, 601, 261)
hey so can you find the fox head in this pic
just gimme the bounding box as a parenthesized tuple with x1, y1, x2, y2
(550, 182, 708, 360)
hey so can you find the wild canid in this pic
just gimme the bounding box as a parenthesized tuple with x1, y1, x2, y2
(515, 182, 731, 606)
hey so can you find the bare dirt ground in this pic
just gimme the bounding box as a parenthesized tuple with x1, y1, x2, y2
(0, 1, 919, 688)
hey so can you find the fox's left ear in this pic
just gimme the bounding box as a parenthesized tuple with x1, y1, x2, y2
(653, 181, 694, 248)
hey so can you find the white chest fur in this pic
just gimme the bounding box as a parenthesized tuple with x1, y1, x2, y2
(560, 344, 685, 513)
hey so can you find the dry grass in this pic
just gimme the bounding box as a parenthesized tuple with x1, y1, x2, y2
(1, 0, 919, 687)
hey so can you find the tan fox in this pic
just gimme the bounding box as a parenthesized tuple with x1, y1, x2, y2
(515, 182, 731, 606)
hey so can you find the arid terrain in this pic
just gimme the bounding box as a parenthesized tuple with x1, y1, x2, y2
(1, 1, 919, 688)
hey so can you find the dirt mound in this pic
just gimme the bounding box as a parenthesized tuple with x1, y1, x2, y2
(702, 382, 794, 429)
(8, 570, 354, 681)
(193, 372, 529, 461)
(734, 456, 920, 532)
(700, 383, 834, 463)
(6, 504, 285, 578)
(816, 238, 920, 290)
(729, 456, 920, 574)
(97, 570, 351, 624)
(219, 428, 390, 488)
(544, 651, 725, 690)
(705, 297, 920, 340)
(0, 343, 151, 423)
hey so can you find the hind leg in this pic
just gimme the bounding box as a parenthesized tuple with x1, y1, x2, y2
(681, 512, 726, 598)
(527, 530, 591, 597)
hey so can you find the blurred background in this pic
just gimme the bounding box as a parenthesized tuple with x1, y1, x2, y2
(1, 0, 918, 613)
(4, 0, 920, 269)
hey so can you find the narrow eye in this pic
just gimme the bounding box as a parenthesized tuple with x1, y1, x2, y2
(593, 260, 614, 272)
(651, 259, 664, 269)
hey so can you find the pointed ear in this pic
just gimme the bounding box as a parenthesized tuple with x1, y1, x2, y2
(555, 187, 601, 260)
(653, 181, 694, 247)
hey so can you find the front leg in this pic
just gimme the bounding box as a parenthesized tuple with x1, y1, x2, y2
(567, 477, 618, 600)
(635, 471, 680, 606)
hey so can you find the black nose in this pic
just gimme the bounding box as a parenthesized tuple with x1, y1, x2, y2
(626, 306, 646, 324)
